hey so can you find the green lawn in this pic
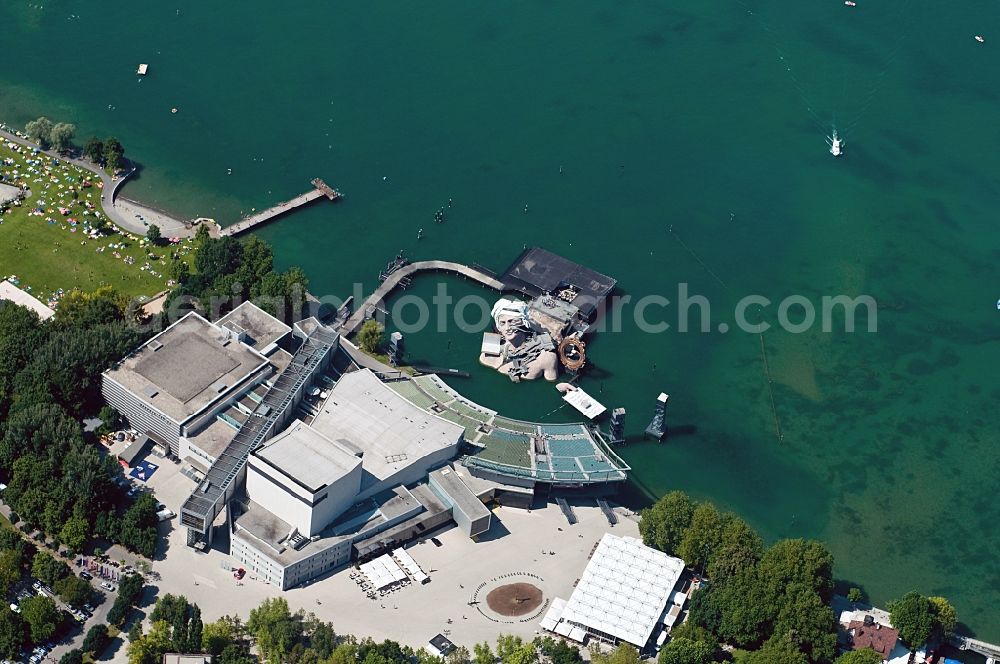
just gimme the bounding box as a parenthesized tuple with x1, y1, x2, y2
(0, 140, 193, 304)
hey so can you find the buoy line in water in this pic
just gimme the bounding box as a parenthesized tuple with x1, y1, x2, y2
(666, 224, 784, 443)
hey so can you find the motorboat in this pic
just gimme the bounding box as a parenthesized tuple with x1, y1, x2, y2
(845, 1, 856, 6)
(827, 129, 844, 157)
(975, 35, 985, 43)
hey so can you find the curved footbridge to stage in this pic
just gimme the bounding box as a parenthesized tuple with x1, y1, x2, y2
(340, 260, 507, 335)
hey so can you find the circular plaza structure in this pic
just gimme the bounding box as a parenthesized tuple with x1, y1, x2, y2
(471, 572, 550, 624)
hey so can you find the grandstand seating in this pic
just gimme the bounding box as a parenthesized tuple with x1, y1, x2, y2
(540, 423, 587, 437)
(472, 434, 531, 467)
(413, 376, 457, 404)
(450, 401, 492, 423)
(385, 381, 436, 410)
(492, 417, 538, 435)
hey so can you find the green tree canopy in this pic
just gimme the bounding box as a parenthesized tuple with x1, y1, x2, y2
(247, 597, 301, 664)
(84, 137, 105, 163)
(639, 490, 695, 555)
(104, 137, 125, 174)
(146, 224, 162, 245)
(60, 649, 85, 664)
(82, 623, 109, 654)
(357, 320, 384, 354)
(50, 123, 76, 152)
(32, 551, 70, 587)
(0, 605, 24, 659)
(55, 575, 94, 608)
(589, 644, 641, 664)
(25, 117, 53, 147)
(658, 637, 715, 664)
(835, 649, 884, 664)
(928, 596, 957, 639)
(21, 594, 60, 643)
(888, 592, 934, 650)
(737, 640, 808, 664)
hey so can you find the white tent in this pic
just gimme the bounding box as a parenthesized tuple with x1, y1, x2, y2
(392, 548, 429, 584)
(360, 554, 407, 590)
(552, 534, 684, 648)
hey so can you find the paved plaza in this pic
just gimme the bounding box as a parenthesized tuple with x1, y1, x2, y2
(129, 455, 640, 655)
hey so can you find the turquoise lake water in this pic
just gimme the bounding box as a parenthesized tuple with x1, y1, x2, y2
(1, 0, 998, 639)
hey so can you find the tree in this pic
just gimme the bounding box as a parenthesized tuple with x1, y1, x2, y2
(55, 575, 94, 608)
(834, 650, 884, 664)
(706, 515, 762, 581)
(146, 225, 162, 245)
(658, 637, 714, 664)
(0, 606, 24, 659)
(847, 587, 863, 603)
(60, 515, 89, 553)
(104, 137, 125, 174)
(737, 641, 808, 664)
(888, 592, 934, 650)
(448, 646, 472, 664)
(83, 623, 109, 654)
(0, 549, 23, 598)
(25, 117, 54, 148)
(247, 597, 301, 664)
(50, 123, 76, 153)
(128, 621, 174, 664)
(169, 258, 191, 284)
(202, 618, 235, 656)
(357, 320, 384, 354)
(21, 594, 60, 643)
(32, 551, 70, 586)
(60, 649, 85, 664)
(84, 137, 105, 163)
(770, 583, 837, 662)
(473, 642, 495, 664)
(639, 491, 695, 556)
(589, 644, 641, 664)
(678, 502, 726, 570)
(534, 637, 581, 664)
(928, 596, 957, 639)
(309, 621, 337, 659)
(758, 539, 834, 603)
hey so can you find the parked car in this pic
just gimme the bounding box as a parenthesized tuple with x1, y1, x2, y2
(8, 603, 18, 614)
(156, 508, 176, 522)
(79, 570, 93, 580)
(100, 582, 115, 592)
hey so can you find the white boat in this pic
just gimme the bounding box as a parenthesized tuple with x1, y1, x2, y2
(845, 1, 856, 6)
(828, 129, 844, 157)
(975, 35, 985, 43)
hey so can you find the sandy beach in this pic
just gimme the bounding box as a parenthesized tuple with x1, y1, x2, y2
(114, 196, 207, 239)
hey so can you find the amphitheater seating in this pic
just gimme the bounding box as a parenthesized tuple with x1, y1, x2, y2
(473, 434, 531, 468)
(450, 401, 492, 423)
(438, 410, 482, 440)
(492, 417, 539, 435)
(549, 456, 582, 477)
(540, 423, 587, 437)
(413, 376, 456, 404)
(386, 381, 436, 410)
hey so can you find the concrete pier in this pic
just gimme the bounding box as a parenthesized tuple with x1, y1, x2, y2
(221, 178, 341, 237)
(340, 260, 507, 335)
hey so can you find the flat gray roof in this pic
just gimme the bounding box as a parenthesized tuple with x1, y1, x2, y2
(309, 369, 464, 483)
(430, 466, 491, 521)
(105, 313, 269, 423)
(252, 420, 361, 493)
(185, 417, 240, 462)
(216, 302, 291, 352)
